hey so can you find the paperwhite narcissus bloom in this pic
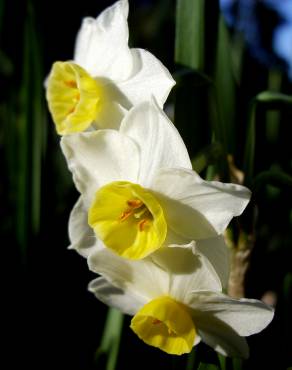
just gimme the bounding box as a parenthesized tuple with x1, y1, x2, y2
(45, 0, 174, 135)
(88, 246, 274, 357)
(61, 99, 249, 286)
(68, 195, 231, 288)
(61, 99, 250, 259)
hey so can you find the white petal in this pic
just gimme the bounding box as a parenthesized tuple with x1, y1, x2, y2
(120, 99, 191, 187)
(117, 49, 175, 107)
(93, 96, 127, 130)
(152, 168, 251, 236)
(164, 227, 190, 247)
(60, 130, 140, 206)
(152, 246, 222, 303)
(196, 236, 230, 290)
(153, 188, 217, 240)
(198, 324, 249, 358)
(74, 0, 133, 81)
(188, 291, 274, 337)
(88, 248, 170, 302)
(68, 196, 97, 258)
(88, 277, 145, 315)
(189, 291, 250, 358)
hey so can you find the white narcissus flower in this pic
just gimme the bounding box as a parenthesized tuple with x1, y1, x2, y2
(45, 0, 174, 135)
(61, 99, 250, 287)
(87, 246, 274, 357)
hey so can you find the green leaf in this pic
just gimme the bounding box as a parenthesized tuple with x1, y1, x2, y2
(174, 70, 211, 158)
(253, 170, 292, 192)
(283, 273, 292, 303)
(198, 362, 219, 370)
(0, 49, 13, 77)
(175, 0, 205, 70)
(243, 101, 257, 187)
(256, 91, 292, 106)
(191, 142, 224, 173)
(214, 16, 236, 154)
(0, 0, 5, 35)
(243, 91, 292, 186)
(95, 308, 124, 370)
(16, 8, 31, 255)
(217, 353, 226, 370)
(173, 68, 213, 88)
(207, 88, 230, 181)
(28, 7, 45, 235)
(15, 1, 45, 259)
(186, 347, 196, 370)
(232, 358, 243, 370)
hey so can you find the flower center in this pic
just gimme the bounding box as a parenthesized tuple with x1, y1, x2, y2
(119, 199, 153, 231)
(46, 61, 101, 135)
(88, 181, 167, 260)
(130, 296, 196, 355)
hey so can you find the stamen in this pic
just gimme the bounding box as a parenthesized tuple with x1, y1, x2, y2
(68, 107, 76, 114)
(138, 219, 149, 231)
(168, 327, 175, 335)
(119, 210, 133, 221)
(152, 319, 162, 325)
(127, 199, 143, 209)
(68, 94, 80, 115)
(64, 80, 77, 88)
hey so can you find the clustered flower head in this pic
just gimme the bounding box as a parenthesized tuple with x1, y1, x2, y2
(46, 0, 274, 358)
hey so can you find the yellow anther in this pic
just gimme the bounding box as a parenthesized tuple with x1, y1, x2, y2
(64, 80, 77, 88)
(119, 209, 133, 221)
(127, 199, 143, 209)
(138, 219, 150, 231)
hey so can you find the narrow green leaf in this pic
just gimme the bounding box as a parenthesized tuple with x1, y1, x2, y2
(198, 362, 219, 370)
(256, 91, 292, 106)
(191, 142, 224, 173)
(243, 90, 292, 186)
(13, 1, 45, 260)
(175, 0, 205, 70)
(253, 170, 292, 192)
(283, 273, 292, 303)
(28, 5, 45, 235)
(174, 70, 211, 158)
(0, 0, 4, 35)
(95, 308, 124, 370)
(16, 10, 31, 255)
(186, 347, 196, 370)
(265, 70, 282, 144)
(217, 353, 226, 370)
(232, 358, 243, 370)
(243, 101, 256, 187)
(0, 49, 13, 77)
(173, 68, 213, 88)
(207, 88, 230, 181)
(214, 15, 236, 154)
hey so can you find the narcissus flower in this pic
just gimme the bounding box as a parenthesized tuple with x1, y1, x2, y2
(62, 100, 250, 265)
(46, 0, 174, 135)
(61, 100, 250, 271)
(88, 246, 274, 357)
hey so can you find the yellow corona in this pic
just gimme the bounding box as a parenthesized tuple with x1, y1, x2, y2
(88, 181, 167, 259)
(46, 61, 101, 135)
(130, 296, 196, 355)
